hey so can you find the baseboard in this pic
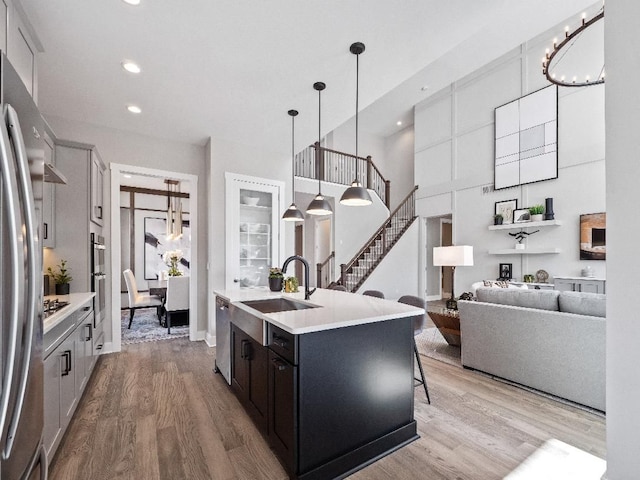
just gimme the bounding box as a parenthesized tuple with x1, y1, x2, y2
(205, 332, 216, 347)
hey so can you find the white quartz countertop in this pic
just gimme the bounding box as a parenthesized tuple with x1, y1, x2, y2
(43, 292, 95, 334)
(214, 287, 425, 335)
(553, 276, 606, 281)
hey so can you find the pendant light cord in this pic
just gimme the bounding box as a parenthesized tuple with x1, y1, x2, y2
(291, 112, 295, 197)
(355, 51, 359, 181)
(317, 86, 322, 193)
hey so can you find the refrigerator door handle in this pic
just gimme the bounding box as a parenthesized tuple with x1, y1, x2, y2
(0, 105, 24, 439)
(3, 104, 39, 459)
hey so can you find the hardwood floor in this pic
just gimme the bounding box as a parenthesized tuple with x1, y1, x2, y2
(49, 338, 606, 480)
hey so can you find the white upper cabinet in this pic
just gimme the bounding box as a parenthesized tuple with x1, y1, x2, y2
(5, 0, 42, 100)
(225, 172, 285, 291)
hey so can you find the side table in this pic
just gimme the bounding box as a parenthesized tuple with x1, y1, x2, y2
(427, 309, 461, 346)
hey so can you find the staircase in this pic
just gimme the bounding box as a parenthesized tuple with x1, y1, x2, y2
(338, 186, 418, 292)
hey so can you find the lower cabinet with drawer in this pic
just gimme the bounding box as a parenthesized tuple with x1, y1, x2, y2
(43, 298, 100, 459)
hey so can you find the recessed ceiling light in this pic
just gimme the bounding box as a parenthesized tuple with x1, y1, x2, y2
(127, 105, 142, 114)
(122, 0, 141, 5)
(123, 174, 132, 178)
(396, 121, 402, 126)
(122, 61, 141, 74)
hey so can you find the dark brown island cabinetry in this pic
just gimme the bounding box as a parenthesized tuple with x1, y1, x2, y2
(230, 324, 268, 431)
(229, 315, 418, 480)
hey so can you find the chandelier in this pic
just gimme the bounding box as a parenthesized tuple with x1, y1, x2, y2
(542, 7, 604, 87)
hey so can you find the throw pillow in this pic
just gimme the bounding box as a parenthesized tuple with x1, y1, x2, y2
(495, 281, 509, 288)
(483, 280, 494, 287)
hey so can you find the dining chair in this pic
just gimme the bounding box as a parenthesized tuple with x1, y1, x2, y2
(122, 269, 163, 329)
(398, 295, 431, 404)
(362, 290, 385, 298)
(164, 276, 190, 334)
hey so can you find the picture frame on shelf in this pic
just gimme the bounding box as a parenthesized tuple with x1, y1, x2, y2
(513, 208, 531, 223)
(499, 263, 512, 280)
(495, 199, 518, 224)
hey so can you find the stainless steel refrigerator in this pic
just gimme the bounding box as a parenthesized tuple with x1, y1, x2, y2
(0, 53, 47, 479)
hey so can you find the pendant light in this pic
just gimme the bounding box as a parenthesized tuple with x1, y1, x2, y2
(306, 81, 333, 216)
(282, 109, 305, 221)
(340, 42, 372, 207)
(165, 179, 176, 239)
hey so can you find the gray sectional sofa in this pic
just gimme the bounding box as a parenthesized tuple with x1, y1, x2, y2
(458, 287, 605, 411)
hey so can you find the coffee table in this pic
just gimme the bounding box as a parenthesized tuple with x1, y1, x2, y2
(427, 309, 461, 346)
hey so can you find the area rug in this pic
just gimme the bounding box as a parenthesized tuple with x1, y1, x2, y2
(121, 307, 189, 345)
(415, 327, 461, 368)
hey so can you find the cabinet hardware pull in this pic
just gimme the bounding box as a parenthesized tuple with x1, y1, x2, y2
(43, 223, 48, 239)
(272, 335, 288, 348)
(272, 358, 287, 371)
(241, 340, 251, 360)
(85, 324, 92, 341)
(61, 350, 72, 376)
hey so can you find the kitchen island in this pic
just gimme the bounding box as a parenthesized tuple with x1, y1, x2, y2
(214, 288, 424, 480)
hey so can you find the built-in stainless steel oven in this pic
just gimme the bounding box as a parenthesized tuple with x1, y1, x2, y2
(91, 233, 106, 328)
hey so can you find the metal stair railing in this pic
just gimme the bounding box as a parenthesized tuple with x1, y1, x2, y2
(295, 142, 391, 209)
(339, 186, 418, 292)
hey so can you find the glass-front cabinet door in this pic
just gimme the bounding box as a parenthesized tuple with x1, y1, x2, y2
(225, 173, 285, 291)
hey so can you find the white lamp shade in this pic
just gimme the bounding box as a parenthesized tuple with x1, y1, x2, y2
(433, 245, 474, 267)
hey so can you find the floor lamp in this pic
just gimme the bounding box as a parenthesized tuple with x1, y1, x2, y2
(433, 245, 474, 310)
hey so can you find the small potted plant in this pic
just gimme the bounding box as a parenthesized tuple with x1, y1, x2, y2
(47, 259, 73, 295)
(284, 276, 299, 293)
(528, 204, 545, 222)
(269, 267, 284, 292)
(493, 213, 504, 225)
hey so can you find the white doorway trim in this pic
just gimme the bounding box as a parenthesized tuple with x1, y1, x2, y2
(109, 163, 199, 353)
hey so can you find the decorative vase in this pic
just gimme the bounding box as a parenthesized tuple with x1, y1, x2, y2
(55, 283, 70, 295)
(269, 277, 283, 292)
(544, 197, 555, 220)
(531, 214, 544, 222)
(494, 217, 503, 225)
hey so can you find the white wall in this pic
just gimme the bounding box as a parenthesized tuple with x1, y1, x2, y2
(605, 1, 640, 476)
(358, 221, 420, 300)
(384, 126, 415, 209)
(413, 15, 606, 296)
(44, 115, 207, 342)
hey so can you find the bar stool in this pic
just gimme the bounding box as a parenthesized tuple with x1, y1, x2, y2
(398, 295, 431, 404)
(362, 290, 385, 298)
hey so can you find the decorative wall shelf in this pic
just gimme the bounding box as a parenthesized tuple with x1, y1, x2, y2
(488, 219, 563, 231)
(488, 247, 561, 255)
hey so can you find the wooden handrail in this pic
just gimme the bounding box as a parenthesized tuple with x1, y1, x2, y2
(340, 186, 418, 287)
(296, 143, 390, 208)
(316, 251, 335, 288)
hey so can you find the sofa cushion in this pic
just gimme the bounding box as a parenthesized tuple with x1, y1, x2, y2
(559, 291, 606, 318)
(476, 287, 560, 311)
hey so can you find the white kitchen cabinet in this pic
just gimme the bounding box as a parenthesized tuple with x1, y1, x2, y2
(225, 173, 285, 291)
(554, 277, 605, 294)
(6, 0, 39, 99)
(42, 129, 56, 248)
(53, 141, 104, 293)
(90, 149, 105, 226)
(43, 298, 98, 458)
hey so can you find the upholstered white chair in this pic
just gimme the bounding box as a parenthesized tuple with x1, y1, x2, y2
(122, 269, 163, 329)
(164, 276, 190, 333)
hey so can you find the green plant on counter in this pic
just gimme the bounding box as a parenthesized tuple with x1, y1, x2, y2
(47, 259, 73, 285)
(284, 276, 299, 293)
(269, 267, 284, 279)
(528, 204, 545, 215)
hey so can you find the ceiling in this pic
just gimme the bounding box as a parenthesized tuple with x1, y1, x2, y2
(20, 0, 597, 155)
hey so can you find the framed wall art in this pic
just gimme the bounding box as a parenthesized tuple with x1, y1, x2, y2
(580, 212, 606, 260)
(143, 216, 191, 279)
(499, 263, 512, 280)
(494, 85, 558, 189)
(513, 209, 531, 223)
(495, 199, 518, 224)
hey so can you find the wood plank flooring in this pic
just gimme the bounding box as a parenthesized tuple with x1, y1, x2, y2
(48, 338, 606, 480)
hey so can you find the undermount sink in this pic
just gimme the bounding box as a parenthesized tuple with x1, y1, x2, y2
(240, 298, 318, 314)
